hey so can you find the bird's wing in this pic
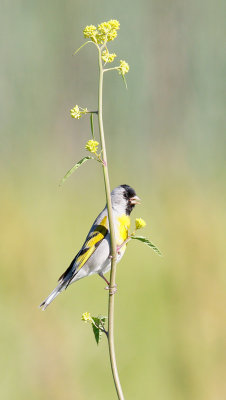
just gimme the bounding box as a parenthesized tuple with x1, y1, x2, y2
(58, 215, 109, 283)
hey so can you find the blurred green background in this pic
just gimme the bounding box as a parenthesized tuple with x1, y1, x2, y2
(1, 1, 225, 399)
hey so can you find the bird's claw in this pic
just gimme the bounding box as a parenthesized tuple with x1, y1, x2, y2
(104, 284, 117, 295)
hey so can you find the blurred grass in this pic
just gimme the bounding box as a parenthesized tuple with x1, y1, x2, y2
(0, 0, 225, 399)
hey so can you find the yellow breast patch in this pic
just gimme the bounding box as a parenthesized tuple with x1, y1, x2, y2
(117, 214, 130, 244)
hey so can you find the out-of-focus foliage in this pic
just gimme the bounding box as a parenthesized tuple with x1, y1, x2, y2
(0, 1, 225, 399)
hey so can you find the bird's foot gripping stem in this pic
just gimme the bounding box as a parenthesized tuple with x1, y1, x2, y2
(98, 273, 118, 295)
(104, 283, 117, 295)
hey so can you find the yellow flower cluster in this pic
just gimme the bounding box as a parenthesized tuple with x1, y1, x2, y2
(102, 49, 117, 63)
(83, 20, 120, 44)
(118, 60, 130, 76)
(135, 218, 146, 230)
(70, 105, 80, 119)
(81, 312, 92, 323)
(83, 25, 98, 41)
(85, 140, 99, 153)
(70, 105, 88, 119)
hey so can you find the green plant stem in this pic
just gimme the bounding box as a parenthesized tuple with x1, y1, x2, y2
(103, 66, 119, 73)
(97, 48, 125, 400)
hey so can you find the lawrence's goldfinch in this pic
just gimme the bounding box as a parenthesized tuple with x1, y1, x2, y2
(40, 184, 140, 310)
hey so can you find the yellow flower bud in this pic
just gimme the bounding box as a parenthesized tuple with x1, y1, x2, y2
(102, 49, 117, 63)
(70, 105, 81, 119)
(108, 20, 120, 30)
(83, 25, 98, 41)
(85, 140, 99, 153)
(95, 19, 120, 44)
(118, 60, 129, 76)
(107, 30, 118, 42)
(70, 105, 88, 119)
(81, 312, 92, 323)
(135, 218, 146, 230)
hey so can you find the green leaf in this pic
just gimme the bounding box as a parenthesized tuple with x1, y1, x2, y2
(90, 113, 95, 140)
(131, 236, 162, 256)
(73, 41, 93, 56)
(92, 323, 101, 345)
(121, 74, 128, 89)
(91, 316, 107, 345)
(59, 156, 94, 186)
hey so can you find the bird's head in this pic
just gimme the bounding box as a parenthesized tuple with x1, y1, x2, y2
(111, 184, 141, 215)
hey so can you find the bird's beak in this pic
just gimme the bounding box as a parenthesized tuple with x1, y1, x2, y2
(130, 195, 141, 205)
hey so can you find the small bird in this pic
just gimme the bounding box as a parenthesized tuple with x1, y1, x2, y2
(40, 184, 140, 310)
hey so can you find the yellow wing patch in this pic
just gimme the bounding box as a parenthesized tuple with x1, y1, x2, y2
(117, 214, 130, 244)
(76, 216, 108, 271)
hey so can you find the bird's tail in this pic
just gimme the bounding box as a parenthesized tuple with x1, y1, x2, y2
(39, 255, 78, 310)
(39, 280, 68, 311)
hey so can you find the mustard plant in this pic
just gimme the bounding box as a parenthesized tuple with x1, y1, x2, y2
(60, 20, 161, 400)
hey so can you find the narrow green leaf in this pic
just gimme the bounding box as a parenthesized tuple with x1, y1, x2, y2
(92, 323, 101, 345)
(90, 316, 107, 345)
(131, 236, 162, 256)
(121, 74, 128, 89)
(73, 41, 92, 56)
(90, 113, 95, 140)
(59, 156, 94, 186)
